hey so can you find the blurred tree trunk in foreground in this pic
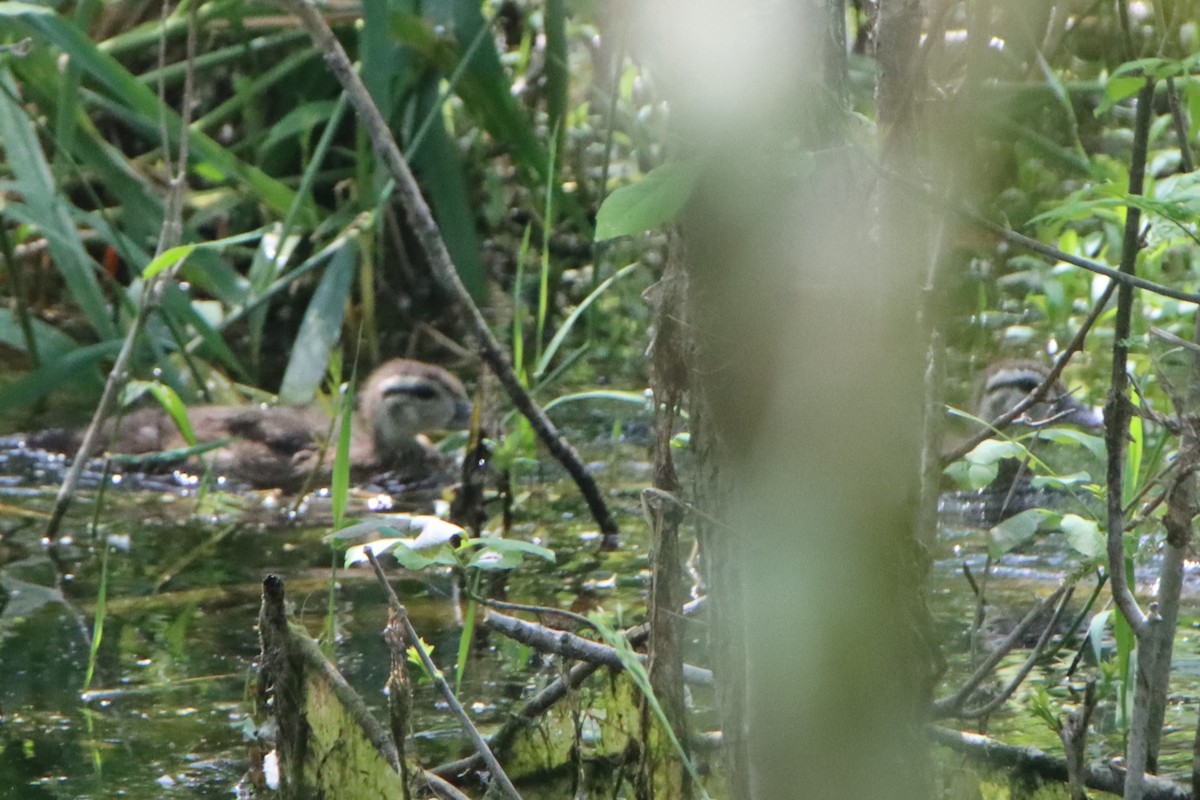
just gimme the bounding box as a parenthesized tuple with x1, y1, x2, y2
(638, 1, 935, 796)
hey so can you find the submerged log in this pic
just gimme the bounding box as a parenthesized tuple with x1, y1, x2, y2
(257, 575, 406, 799)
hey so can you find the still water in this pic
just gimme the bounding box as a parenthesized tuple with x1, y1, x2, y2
(0, 420, 655, 799)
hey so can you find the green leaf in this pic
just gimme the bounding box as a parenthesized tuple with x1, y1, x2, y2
(143, 244, 198, 280)
(943, 458, 998, 490)
(966, 439, 1028, 465)
(331, 373, 355, 532)
(1038, 428, 1106, 459)
(1186, 80, 1200, 142)
(543, 389, 653, 412)
(0, 2, 303, 216)
(1062, 514, 1104, 560)
(535, 263, 642, 378)
(0, 68, 116, 340)
(345, 539, 438, 570)
(465, 537, 556, 562)
(137, 381, 196, 445)
(0, 340, 122, 408)
(595, 162, 700, 241)
(1086, 609, 1112, 666)
(278, 242, 357, 405)
(261, 100, 337, 153)
(990, 508, 1059, 558)
(1096, 76, 1144, 116)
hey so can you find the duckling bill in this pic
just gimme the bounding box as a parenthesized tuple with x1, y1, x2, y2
(25, 359, 472, 491)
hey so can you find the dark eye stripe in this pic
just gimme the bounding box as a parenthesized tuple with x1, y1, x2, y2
(988, 372, 1050, 395)
(382, 383, 440, 400)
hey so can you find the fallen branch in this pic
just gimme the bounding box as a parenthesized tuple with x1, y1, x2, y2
(930, 726, 1188, 800)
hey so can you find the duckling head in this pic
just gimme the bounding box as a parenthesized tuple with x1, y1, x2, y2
(360, 359, 472, 464)
(976, 360, 1103, 429)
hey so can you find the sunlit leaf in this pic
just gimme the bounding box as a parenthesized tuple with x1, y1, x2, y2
(1062, 514, 1104, 560)
(1038, 428, 1106, 459)
(465, 537, 556, 562)
(1096, 76, 1144, 116)
(595, 162, 700, 241)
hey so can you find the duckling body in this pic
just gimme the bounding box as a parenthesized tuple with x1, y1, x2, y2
(26, 359, 472, 491)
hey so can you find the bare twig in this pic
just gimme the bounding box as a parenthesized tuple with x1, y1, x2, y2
(957, 586, 1074, 719)
(364, 550, 523, 800)
(1059, 679, 1098, 800)
(933, 584, 1069, 717)
(482, 607, 713, 686)
(1106, 78, 1154, 800)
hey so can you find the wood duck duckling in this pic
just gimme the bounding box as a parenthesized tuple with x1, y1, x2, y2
(974, 359, 1103, 431)
(941, 359, 1102, 526)
(27, 359, 472, 491)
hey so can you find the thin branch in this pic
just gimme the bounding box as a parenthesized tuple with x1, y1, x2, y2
(957, 586, 1074, 718)
(364, 550, 523, 800)
(932, 584, 1069, 717)
(886, 168, 1200, 306)
(1105, 80, 1155, 640)
(482, 607, 714, 686)
(1107, 78, 1155, 800)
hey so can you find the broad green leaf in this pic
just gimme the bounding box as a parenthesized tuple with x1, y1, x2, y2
(0, 340, 121, 408)
(990, 508, 1059, 558)
(966, 438, 1028, 465)
(943, 458, 999, 490)
(392, 1, 552, 194)
(1096, 76, 1144, 116)
(595, 162, 700, 241)
(279, 242, 357, 405)
(467, 548, 526, 570)
(1062, 514, 1104, 560)
(406, 74, 486, 299)
(0, 309, 81, 362)
(1038, 428, 1106, 459)
(345, 539, 437, 570)
(465, 537, 556, 562)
